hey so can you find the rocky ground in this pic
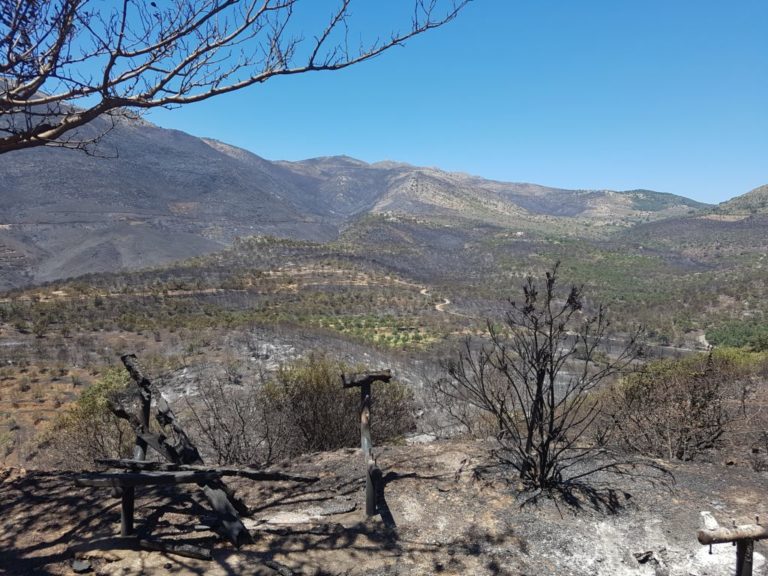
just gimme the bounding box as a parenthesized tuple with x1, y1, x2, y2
(2, 440, 767, 575)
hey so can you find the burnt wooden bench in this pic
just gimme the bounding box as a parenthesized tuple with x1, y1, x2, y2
(75, 470, 222, 538)
(72, 354, 316, 560)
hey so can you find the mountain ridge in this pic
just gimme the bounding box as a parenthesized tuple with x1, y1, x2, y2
(0, 114, 761, 291)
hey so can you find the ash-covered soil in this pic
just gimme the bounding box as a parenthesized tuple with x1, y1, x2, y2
(2, 441, 767, 575)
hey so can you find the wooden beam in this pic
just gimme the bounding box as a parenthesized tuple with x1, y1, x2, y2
(94, 459, 318, 483)
(75, 471, 222, 488)
(698, 525, 768, 545)
(341, 370, 392, 389)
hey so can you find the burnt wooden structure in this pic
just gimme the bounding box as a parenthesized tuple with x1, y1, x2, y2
(341, 369, 392, 517)
(75, 471, 222, 539)
(94, 458, 317, 483)
(698, 516, 768, 576)
(75, 354, 255, 555)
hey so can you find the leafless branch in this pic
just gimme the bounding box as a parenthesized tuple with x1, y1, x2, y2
(0, 0, 469, 153)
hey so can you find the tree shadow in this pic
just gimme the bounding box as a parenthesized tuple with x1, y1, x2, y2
(0, 471, 120, 574)
(1, 453, 521, 575)
(473, 456, 674, 516)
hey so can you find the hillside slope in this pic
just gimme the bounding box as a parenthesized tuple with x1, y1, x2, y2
(715, 184, 768, 215)
(0, 114, 714, 289)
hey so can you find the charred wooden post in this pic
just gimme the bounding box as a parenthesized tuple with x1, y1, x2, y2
(737, 540, 755, 576)
(698, 516, 768, 576)
(121, 486, 135, 536)
(131, 368, 151, 462)
(341, 370, 392, 517)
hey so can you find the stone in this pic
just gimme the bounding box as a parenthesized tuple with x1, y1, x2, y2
(72, 559, 92, 573)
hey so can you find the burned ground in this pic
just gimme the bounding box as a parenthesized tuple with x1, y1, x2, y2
(2, 441, 767, 575)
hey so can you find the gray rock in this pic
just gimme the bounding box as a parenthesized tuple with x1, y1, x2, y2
(72, 559, 92, 573)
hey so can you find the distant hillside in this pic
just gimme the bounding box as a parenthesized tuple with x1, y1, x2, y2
(715, 184, 768, 215)
(0, 114, 712, 289)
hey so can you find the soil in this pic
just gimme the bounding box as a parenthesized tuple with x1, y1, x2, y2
(2, 440, 768, 575)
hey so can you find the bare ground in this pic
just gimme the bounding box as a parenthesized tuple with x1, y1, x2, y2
(2, 440, 767, 575)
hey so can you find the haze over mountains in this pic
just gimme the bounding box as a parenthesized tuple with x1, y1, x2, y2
(0, 114, 763, 291)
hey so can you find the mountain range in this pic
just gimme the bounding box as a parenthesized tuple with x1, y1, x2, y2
(0, 113, 764, 292)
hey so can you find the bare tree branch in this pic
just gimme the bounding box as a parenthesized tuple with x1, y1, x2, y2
(0, 0, 469, 153)
(433, 262, 652, 495)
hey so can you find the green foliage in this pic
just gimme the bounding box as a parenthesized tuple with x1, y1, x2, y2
(707, 320, 768, 351)
(628, 190, 705, 212)
(42, 367, 133, 468)
(609, 348, 761, 461)
(70, 367, 130, 417)
(270, 353, 415, 453)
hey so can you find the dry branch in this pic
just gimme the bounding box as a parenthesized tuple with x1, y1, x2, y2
(0, 1, 469, 153)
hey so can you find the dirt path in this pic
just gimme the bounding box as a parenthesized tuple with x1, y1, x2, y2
(420, 287, 449, 313)
(421, 287, 473, 318)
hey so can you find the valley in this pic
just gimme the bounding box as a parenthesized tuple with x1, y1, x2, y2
(1, 117, 766, 472)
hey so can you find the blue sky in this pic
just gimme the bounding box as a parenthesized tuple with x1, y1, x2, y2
(146, 1, 767, 204)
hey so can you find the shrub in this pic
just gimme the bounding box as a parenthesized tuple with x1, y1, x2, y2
(707, 321, 768, 352)
(608, 349, 754, 461)
(184, 367, 289, 467)
(41, 367, 134, 468)
(272, 353, 415, 453)
(186, 353, 416, 466)
(433, 263, 644, 494)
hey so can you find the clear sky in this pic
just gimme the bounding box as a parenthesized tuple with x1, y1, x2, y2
(145, 0, 767, 204)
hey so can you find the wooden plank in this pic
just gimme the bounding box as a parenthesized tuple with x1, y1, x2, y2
(94, 459, 318, 483)
(341, 370, 392, 389)
(75, 471, 222, 488)
(698, 525, 768, 545)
